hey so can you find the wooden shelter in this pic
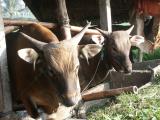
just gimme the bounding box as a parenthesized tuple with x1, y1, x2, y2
(0, 0, 142, 119)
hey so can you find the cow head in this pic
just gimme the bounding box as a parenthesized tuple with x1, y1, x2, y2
(17, 22, 102, 107)
(92, 26, 144, 73)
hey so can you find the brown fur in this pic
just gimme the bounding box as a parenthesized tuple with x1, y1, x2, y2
(7, 23, 99, 119)
(6, 23, 80, 118)
(79, 31, 134, 89)
(6, 24, 60, 118)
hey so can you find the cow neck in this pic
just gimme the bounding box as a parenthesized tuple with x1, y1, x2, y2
(99, 46, 111, 71)
(81, 46, 111, 91)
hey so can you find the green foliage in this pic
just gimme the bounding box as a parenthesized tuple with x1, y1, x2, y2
(131, 48, 160, 61)
(143, 48, 160, 61)
(87, 76, 160, 120)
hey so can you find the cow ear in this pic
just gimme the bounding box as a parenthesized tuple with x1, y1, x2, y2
(130, 35, 154, 53)
(130, 35, 144, 46)
(78, 44, 102, 61)
(137, 40, 154, 53)
(91, 35, 105, 45)
(17, 48, 39, 64)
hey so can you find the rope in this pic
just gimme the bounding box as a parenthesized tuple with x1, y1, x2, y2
(81, 56, 102, 93)
(81, 48, 110, 93)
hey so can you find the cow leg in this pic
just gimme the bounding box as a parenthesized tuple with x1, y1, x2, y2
(21, 97, 39, 118)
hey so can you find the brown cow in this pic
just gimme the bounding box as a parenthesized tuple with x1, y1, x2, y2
(6, 22, 102, 119)
(79, 26, 145, 89)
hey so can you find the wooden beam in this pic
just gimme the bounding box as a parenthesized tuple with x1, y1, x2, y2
(4, 19, 57, 29)
(99, 0, 112, 32)
(82, 86, 138, 101)
(56, 0, 71, 40)
(0, 3, 12, 113)
(3, 19, 101, 35)
(136, 14, 145, 62)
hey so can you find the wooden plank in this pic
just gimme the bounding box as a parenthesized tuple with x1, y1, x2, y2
(0, 3, 12, 113)
(99, 0, 112, 32)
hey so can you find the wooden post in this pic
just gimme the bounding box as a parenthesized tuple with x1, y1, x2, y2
(56, 0, 71, 40)
(0, 2, 12, 114)
(136, 14, 144, 62)
(99, 0, 112, 32)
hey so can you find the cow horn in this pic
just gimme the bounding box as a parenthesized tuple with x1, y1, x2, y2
(126, 25, 134, 34)
(19, 32, 47, 50)
(94, 27, 110, 36)
(70, 22, 91, 45)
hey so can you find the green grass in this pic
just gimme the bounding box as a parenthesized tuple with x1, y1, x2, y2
(87, 76, 160, 120)
(87, 48, 160, 120)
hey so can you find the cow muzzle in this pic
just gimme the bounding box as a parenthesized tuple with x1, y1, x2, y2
(113, 61, 132, 74)
(61, 92, 81, 107)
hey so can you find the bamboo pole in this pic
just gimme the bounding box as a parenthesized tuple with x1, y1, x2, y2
(3, 19, 101, 35)
(82, 86, 138, 101)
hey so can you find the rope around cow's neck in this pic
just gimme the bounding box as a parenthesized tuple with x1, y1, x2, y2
(81, 49, 111, 93)
(81, 56, 102, 93)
